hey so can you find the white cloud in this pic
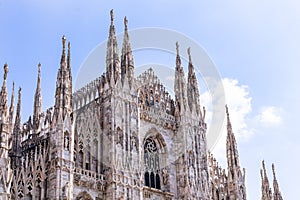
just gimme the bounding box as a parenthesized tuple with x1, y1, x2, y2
(222, 78, 252, 140)
(202, 78, 253, 166)
(256, 106, 283, 126)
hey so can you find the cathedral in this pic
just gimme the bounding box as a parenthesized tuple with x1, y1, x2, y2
(0, 10, 284, 200)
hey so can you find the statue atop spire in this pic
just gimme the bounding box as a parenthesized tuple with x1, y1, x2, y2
(3, 63, 8, 81)
(176, 41, 179, 56)
(186, 47, 201, 116)
(124, 16, 128, 29)
(110, 9, 114, 24)
(175, 42, 182, 68)
(61, 35, 67, 66)
(187, 47, 192, 64)
(54, 36, 73, 123)
(106, 9, 120, 85)
(121, 16, 134, 87)
(0, 64, 11, 159)
(62, 35, 66, 45)
(272, 163, 276, 180)
(226, 104, 232, 131)
(0, 63, 9, 119)
(174, 42, 187, 115)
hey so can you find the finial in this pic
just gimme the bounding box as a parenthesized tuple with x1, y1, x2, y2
(272, 163, 276, 179)
(124, 16, 128, 30)
(187, 47, 192, 63)
(110, 9, 114, 24)
(225, 104, 229, 116)
(68, 41, 70, 50)
(225, 104, 232, 128)
(62, 35, 66, 50)
(176, 42, 179, 55)
(18, 87, 21, 100)
(38, 63, 41, 74)
(3, 63, 8, 81)
(262, 160, 267, 175)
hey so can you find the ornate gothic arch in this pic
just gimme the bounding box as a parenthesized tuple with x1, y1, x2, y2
(75, 191, 93, 200)
(143, 129, 168, 190)
(143, 128, 167, 154)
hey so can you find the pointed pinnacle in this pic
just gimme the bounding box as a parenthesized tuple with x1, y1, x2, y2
(225, 105, 230, 119)
(61, 36, 67, 65)
(18, 87, 21, 99)
(38, 63, 41, 74)
(262, 160, 268, 178)
(225, 105, 232, 129)
(36, 63, 41, 89)
(272, 163, 277, 180)
(62, 35, 66, 50)
(176, 42, 180, 56)
(110, 9, 114, 24)
(187, 47, 192, 64)
(3, 63, 8, 81)
(175, 42, 182, 69)
(124, 16, 128, 30)
(12, 82, 15, 93)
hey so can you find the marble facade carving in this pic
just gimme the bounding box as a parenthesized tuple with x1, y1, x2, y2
(0, 10, 284, 200)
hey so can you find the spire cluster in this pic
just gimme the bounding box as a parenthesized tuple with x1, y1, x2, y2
(174, 42, 203, 119)
(105, 9, 135, 88)
(53, 36, 73, 123)
(0, 64, 9, 119)
(261, 161, 283, 200)
(0, 10, 285, 200)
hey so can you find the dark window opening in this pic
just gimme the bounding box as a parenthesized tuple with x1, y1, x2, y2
(150, 172, 155, 188)
(145, 172, 150, 187)
(156, 174, 161, 189)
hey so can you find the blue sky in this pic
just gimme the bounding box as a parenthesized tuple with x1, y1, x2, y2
(1, 0, 299, 199)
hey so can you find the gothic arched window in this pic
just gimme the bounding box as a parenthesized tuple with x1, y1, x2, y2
(144, 137, 161, 190)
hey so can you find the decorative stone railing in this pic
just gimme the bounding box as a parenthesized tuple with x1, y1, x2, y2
(143, 186, 173, 200)
(74, 167, 106, 191)
(74, 167, 105, 181)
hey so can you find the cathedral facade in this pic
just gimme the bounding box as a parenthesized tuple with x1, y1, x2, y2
(0, 10, 283, 200)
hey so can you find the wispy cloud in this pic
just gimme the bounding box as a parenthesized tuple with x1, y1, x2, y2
(202, 78, 253, 166)
(255, 106, 283, 127)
